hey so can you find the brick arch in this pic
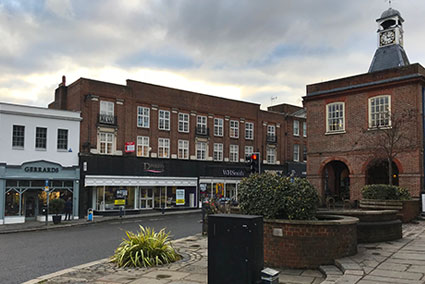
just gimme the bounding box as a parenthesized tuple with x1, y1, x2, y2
(318, 157, 354, 176)
(361, 157, 404, 175)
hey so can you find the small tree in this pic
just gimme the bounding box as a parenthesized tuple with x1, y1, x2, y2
(354, 108, 417, 185)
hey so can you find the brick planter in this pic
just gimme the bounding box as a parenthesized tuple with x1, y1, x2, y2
(318, 209, 402, 243)
(360, 199, 420, 223)
(264, 215, 358, 269)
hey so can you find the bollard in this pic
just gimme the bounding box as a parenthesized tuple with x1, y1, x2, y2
(87, 208, 93, 221)
(119, 206, 124, 218)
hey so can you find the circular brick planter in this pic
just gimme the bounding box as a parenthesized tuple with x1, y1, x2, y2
(360, 198, 421, 223)
(318, 209, 402, 243)
(264, 215, 358, 269)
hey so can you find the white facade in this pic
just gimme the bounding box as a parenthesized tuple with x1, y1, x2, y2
(0, 102, 81, 166)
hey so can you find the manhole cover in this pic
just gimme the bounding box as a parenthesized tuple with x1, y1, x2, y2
(157, 274, 172, 279)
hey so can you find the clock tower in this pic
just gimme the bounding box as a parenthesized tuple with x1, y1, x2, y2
(368, 8, 410, 72)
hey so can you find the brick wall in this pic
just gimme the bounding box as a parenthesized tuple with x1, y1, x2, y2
(263, 218, 358, 269)
(304, 66, 425, 201)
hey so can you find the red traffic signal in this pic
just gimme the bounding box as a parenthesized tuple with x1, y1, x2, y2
(251, 154, 257, 160)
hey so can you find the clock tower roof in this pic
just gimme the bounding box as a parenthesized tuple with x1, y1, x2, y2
(379, 7, 403, 21)
(368, 8, 409, 73)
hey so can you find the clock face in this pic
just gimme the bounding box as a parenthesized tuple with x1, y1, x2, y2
(380, 30, 395, 46)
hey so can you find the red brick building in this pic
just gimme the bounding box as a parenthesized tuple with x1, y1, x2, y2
(49, 76, 306, 215)
(304, 8, 425, 202)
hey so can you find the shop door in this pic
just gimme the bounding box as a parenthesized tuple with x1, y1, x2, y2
(140, 188, 154, 209)
(24, 191, 38, 220)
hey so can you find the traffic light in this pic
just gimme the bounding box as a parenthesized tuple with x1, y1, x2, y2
(250, 152, 260, 173)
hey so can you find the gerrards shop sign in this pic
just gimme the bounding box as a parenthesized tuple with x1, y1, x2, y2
(24, 167, 60, 173)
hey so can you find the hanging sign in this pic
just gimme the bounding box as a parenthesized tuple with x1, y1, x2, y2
(176, 189, 185, 205)
(125, 142, 135, 153)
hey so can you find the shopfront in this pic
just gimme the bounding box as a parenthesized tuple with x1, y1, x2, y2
(0, 161, 80, 225)
(85, 176, 198, 213)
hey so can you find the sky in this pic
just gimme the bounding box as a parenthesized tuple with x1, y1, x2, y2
(1, 0, 425, 110)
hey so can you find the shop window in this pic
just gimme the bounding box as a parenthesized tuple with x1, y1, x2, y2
(12, 125, 25, 148)
(97, 186, 135, 210)
(57, 129, 68, 150)
(5, 190, 22, 216)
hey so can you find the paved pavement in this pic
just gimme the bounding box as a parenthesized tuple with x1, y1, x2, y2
(9, 215, 425, 284)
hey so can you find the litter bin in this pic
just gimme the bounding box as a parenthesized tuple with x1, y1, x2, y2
(261, 268, 280, 284)
(87, 208, 93, 221)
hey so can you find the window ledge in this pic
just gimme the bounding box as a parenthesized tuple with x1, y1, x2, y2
(35, 148, 47, 151)
(325, 130, 346, 135)
(12, 147, 24, 150)
(57, 149, 68, 152)
(367, 126, 392, 131)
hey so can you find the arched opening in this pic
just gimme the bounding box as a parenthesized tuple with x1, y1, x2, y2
(366, 159, 399, 185)
(323, 161, 350, 201)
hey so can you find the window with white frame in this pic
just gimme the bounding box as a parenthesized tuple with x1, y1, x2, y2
(178, 140, 189, 159)
(196, 141, 207, 160)
(178, 113, 189, 133)
(369, 95, 391, 128)
(214, 118, 223, 136)
(100, 101, 114, 124)
(303, 145, 307, 162)
(245, 146, 254, 159)
(137, 106, 150, 128)
(158, 110, 170, 130)
(100, 101, 114, 115)
(267, 147, 276, 164)
(137, 136, 149, 157)
(213, 143, 223, 161)
(293, 120, 299, 136)
(245, 122, 254, 140)
(303, 122, 307, 137)
(197, 115, 207, 135)
(326, 102, 345, 133)
(267, 125, 275, 136)
(158, 138, 170, 158)
(57, 129, 68, 150)
(12, 125, 25, 148)
(35, 127, 47, 150)
(99, 132, 114, 154)
(230, 120, 239, 138)
(230, 145, 239, 162)
(293, 144, 300, 162)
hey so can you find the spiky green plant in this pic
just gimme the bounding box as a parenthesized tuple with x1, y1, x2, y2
(111, 226, 180, 268)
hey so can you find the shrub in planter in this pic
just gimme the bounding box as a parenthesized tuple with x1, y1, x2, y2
(238, 173, 319, 220)
(111, 226, 180, 268)
(50, 198, 65, 215)
(362, 184, 411, 200)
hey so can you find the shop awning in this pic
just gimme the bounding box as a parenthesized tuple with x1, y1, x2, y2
(84, 175, 198, 187)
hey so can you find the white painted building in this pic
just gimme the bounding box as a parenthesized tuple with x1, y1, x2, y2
(0, 102, 81, 224)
